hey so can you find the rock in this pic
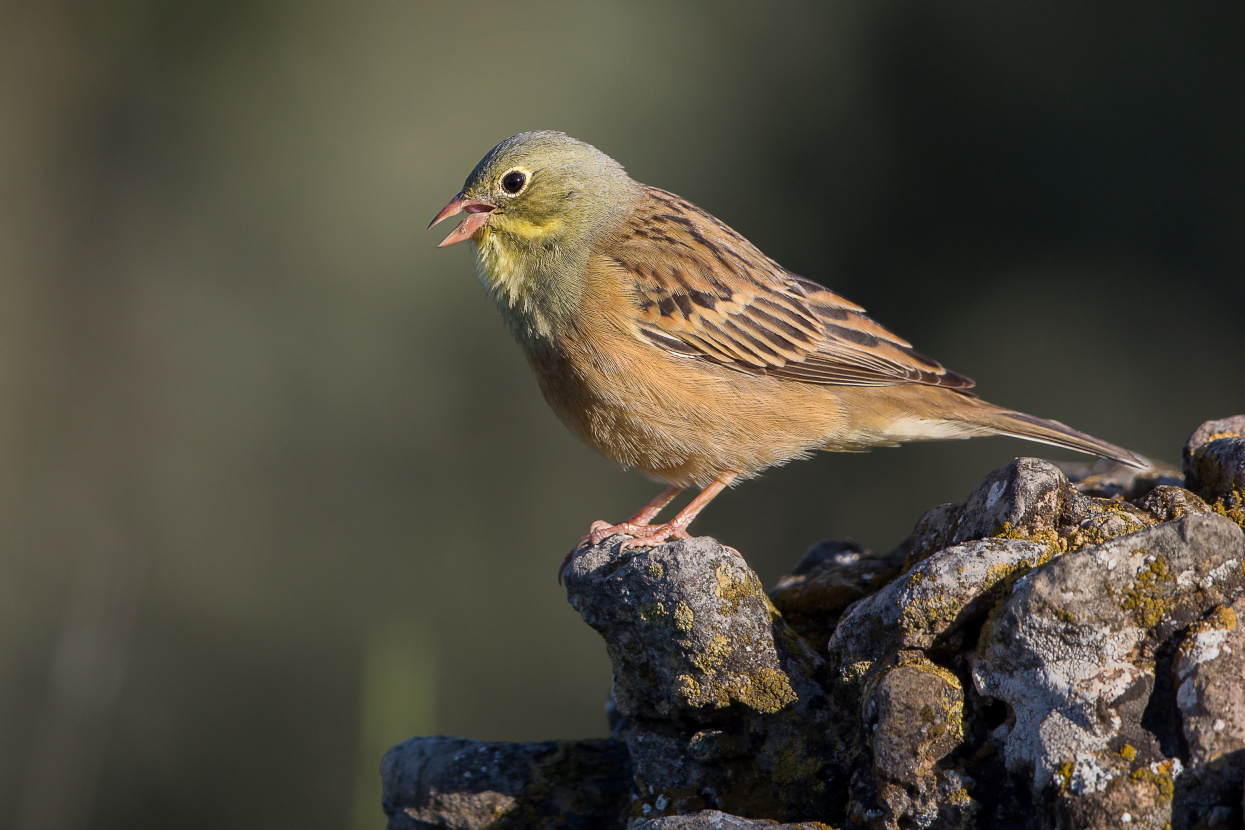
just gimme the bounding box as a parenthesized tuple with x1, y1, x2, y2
(1172, 597, 1245, 824)
(972, 514, 1245, 829)
(381, 736, 630, 829)
(827, 536, 1051, 674)
(906, 458, 1081, 563)
(633, 810, 831, 829)
(563, 536, 837, 824)
(565, 537, 807, 719)
(1135, 485, 1213, 523)
(770, 540, 899, 649)
(1184, 416, 1245, 527)
(380, 417, 1245, 829)
(904, 458, 1161, 567)
(861, 653, 974, 829)
(1055, 457, 1184, 502)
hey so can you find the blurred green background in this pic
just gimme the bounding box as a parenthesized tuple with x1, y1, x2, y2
(1, 2, 1242, 828)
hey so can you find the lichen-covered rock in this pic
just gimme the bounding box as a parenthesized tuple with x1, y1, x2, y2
(972, 514, 1245, 829)
(1183, 415, 1245, 529)
(1171, 597, 1245, 825)
(907, 458, 1081, 563)
(770, 540, 899, 649)
(564, 536, 837, 824)
(1135, 484, 1213, 523)
(564, 536, 811, 719)
(905, 458, 1163, 566)
(827, 536, 1052, 675)
(633, 810, 832, 829)
(858, 653, 973, 829)
(380, 417, 1245, 830)
(381, 736, 630, 829)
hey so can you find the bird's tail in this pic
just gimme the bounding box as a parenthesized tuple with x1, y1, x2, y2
(953, 399, 1148, 469)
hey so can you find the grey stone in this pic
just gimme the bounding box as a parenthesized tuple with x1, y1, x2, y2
(907, 458, 1083, 563)
(973, 514, 1245, 829)
(827, 536, 1052, 676)
(770, 539, 899, 649)
(564, 536, 812, 719)
(380, 424, 1245, 829)
(564, 536, 837, 824)
(381, 736, 630, 829)
(862, 654, 975, 829)
(1171, 596, 1245, 826)
(1135, 484, 1213, 523)
(1184, 416, 1245, 509)
(903, 458, 1168, 570)
(633, 810, 829, 829)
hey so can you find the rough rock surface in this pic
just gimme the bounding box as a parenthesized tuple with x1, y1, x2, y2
(634, 810, 832, 829)
(382, 417, 1245, 829)
(381, 737, 630, 829)
(564, 537, 837, 823)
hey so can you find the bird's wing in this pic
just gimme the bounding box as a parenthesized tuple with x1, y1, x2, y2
(603, 187, 975, 390)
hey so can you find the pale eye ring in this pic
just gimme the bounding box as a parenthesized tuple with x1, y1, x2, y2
(501, 170, 527, 194)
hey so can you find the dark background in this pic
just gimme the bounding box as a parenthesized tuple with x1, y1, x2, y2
(2, 2, 1242, 828)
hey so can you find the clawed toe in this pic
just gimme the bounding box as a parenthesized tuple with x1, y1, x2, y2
(617, 522, 690, 551)
(588, 520, 650, 545)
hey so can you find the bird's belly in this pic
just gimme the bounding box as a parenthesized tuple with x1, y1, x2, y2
(527, 344, 846, 488)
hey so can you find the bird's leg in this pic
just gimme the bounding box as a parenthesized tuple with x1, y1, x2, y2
(558, 485, 683, 585)
(617, 475, 735, 550)
(586, 485, 683, 544)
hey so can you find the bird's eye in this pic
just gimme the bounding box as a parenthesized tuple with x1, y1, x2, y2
(501, 170, 527, 194)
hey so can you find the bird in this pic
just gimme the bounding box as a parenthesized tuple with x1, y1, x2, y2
(428, 131, 1144, 575)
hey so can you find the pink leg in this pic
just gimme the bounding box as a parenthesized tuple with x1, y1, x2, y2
(586, 485, 683, 544)
(617, 475, 735, 550)
(558, 485, 683, 585)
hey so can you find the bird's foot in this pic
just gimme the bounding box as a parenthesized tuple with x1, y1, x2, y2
(558, 521, 640, 585)
(558, 518, 689, 585)
(616, 520, 691, 551)
(587, 519, 656, 545)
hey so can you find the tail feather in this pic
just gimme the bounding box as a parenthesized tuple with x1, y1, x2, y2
(961, 403, 1147, 469)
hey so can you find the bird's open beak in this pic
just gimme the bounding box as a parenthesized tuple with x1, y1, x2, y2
(428, 193, 497, 247)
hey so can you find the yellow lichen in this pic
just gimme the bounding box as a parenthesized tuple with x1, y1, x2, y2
(737, 667, 797, 714)
(674, 674, 701, 703)
(673, 601, 694, 633)
(1210, 487, 1245, 529)
(1064, 507, 1152, 551)
(993, 521, 1065, 556)
(1055, 761, 1074, 793)
(1119, 555, 1174, 628)
(899, 592, 963, 635)
(713, 563, 760, 615)
(639, 601, 667, 624)
(1118, 743, 1136, 762)
(691, 633, 732, 674)
(1130, 761, 1176, 803)
(1209, 604, 1238, 630)
(646, 561, 664, 579)
(769, 737, 824, 786)
(897, 651, 963, 692)
(842, 660, 873, 684)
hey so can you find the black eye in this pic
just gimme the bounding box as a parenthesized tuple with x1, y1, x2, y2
(502, 170, 526, 194)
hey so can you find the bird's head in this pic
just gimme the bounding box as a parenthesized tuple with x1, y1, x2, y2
(429, 131, 636, 252)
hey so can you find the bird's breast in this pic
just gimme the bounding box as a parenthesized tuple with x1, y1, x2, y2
(522, 317, 849, 488)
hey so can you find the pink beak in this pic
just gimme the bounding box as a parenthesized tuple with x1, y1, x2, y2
(428, 193, 497, 247)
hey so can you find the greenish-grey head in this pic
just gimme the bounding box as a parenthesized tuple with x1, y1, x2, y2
(429, 131, 637, 249)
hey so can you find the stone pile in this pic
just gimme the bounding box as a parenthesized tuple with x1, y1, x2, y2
(382, 417, 1245, 829)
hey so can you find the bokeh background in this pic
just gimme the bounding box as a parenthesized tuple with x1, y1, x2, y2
(2, 2, 1243, 828)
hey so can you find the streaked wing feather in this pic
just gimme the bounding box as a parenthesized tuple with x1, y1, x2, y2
(611, 187, 975, 391)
